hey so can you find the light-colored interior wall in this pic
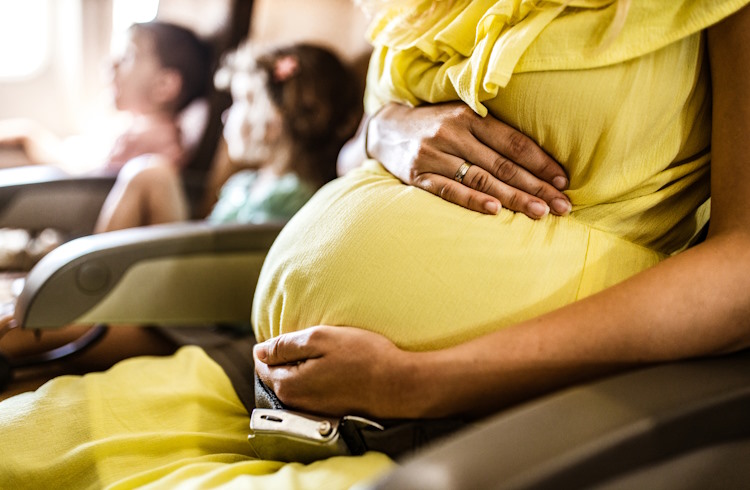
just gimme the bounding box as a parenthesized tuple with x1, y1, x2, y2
(0, 0, 112, 137)
(0, 0, 234, 139)
(156, 0, 233, 39)
(250, 0, 371, 62)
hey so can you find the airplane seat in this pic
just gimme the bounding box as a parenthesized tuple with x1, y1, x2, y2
(7, 216, 750, 488)
(0, 0, 255, 392)
(369, 348, 750, 489)
(3, 0, 371, 317)
(0, 0, 371, 391)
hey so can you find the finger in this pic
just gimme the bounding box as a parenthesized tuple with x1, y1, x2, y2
(420, 157, 561, 219)
(253, 330, 324, 366)
(470, 117, 568, 190)
(432, 165, 550, 219)
(254, 355, 273, 383)
(460, 159, 571, 217)
(414, 172, 500, 215)
(408, 151, 507, 215)
(428, 127, 571, 216)
(255, 361, 301, 405)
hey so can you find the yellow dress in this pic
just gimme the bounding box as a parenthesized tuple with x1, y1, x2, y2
(252, 0, 733, 349)
(1, 1, 747, 488)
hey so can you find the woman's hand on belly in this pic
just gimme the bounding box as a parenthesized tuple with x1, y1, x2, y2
(254, 326, 430, 419)
(367, 102, 572, 219)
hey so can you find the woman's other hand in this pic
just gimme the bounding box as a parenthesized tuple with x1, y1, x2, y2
(367, 102, 571, 219)
(254, 326, 427, 419)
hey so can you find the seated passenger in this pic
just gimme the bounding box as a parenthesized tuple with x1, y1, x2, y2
(95, 42, 361, 232)
(0, 21, 212, 264)
(0, 20, 211, 174)
(2, 1, 750, 489)
(0, 43, 361, 377)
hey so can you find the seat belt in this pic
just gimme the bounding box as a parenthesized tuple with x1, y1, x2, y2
(248, 374, 468, 463)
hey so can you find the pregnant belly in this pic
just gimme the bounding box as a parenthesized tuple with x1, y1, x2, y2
(252, 162, 662, 350)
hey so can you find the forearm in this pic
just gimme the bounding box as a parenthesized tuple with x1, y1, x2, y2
(414, 231, 750, 418)
(412, 8, 750, 419)
(23, 128, 63, 165)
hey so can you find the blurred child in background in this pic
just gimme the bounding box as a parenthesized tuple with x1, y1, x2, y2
(0, 42, 362, 376)
(96, 42, 361, 231)
(0, 20, 212, 267)
(0, 20, 212, 174)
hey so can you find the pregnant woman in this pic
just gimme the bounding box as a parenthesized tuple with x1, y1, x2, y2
(3, 1, 750, 489)
(253, 0, 750, 420)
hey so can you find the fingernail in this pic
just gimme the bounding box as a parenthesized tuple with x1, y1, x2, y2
(484, 201, 499, 214)
(254, 343, 267, 361)
(529, 201, 549, 218)
(552, 176, 568, 191)
(551, 198, 572, 215)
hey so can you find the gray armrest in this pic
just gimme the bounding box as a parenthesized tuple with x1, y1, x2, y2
(373, 351, 750, 489)
(0, 166, 115, 236)
(15, 221, 283, 329)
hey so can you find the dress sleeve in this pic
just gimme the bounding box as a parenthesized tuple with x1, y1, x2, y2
(364, 0, 750, 115)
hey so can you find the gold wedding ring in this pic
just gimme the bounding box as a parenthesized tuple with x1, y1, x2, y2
(454, 161, 472, 184)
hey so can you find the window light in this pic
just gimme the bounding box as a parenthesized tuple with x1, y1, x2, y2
(0, 0, 50, 80)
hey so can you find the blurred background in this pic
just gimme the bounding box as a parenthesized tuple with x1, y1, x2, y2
(0, 0, 370, 172)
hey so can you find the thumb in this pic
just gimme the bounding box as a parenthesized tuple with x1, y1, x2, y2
(254, 329, 324, 366)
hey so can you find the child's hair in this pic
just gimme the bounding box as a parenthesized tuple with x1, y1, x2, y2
(131, 21, 214, 112)
(216, 42, 362, 186)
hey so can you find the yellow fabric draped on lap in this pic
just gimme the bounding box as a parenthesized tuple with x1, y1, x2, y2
(2, 1, 749, 488)
(0, 347, 394, 489)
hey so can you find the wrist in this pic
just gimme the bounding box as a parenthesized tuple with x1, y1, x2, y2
(367, 346, 431, 419)
(404, 343, 505, 419)
(363, 103, 392, 160)
(391, 349, 456, 419)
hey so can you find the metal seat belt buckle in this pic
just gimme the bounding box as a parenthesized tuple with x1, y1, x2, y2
(248, 408, 384, 463)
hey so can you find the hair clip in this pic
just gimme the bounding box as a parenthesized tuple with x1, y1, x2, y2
(273, 55, 300, 82)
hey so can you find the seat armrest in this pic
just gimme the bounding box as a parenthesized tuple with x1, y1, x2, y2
(372, 351, 750, 489)
(0, 166, 115, 236)
(15, 221, 284, 329)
